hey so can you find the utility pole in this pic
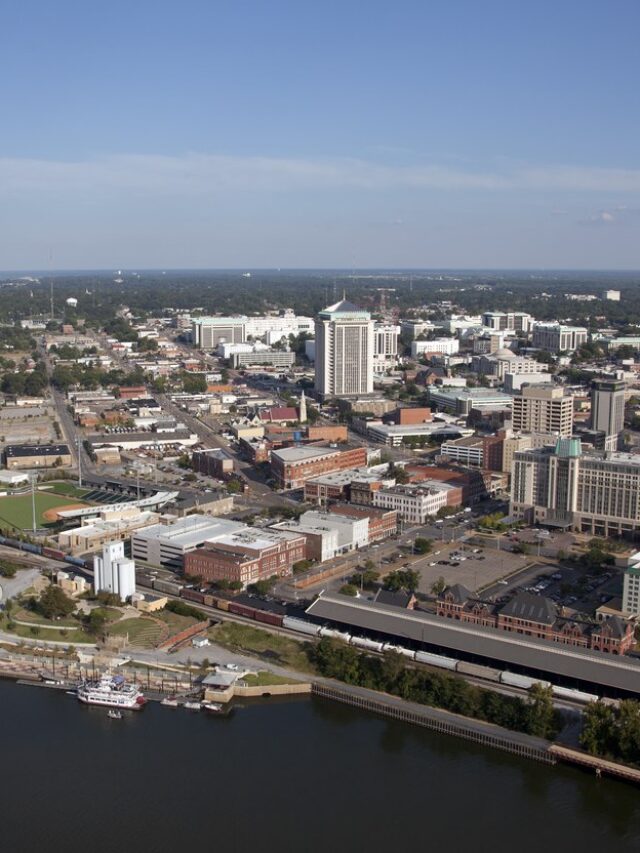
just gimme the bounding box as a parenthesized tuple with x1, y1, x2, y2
(77, 434, 83, 487)
(31, 474, 37, 534)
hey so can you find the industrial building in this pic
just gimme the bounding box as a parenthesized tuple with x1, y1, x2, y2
(93, 541, 136, 602)
(4, 443, 72, 469)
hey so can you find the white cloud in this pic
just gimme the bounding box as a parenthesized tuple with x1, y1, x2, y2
(2, 153, 640, 196)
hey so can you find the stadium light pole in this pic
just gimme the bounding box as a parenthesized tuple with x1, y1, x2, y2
(31, 474, 37, 534)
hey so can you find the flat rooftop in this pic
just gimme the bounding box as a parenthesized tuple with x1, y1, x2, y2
(5, 443, 70, 457)
(133, 515, 245, 549)
(271, 445, 339, 463)
(306, 594, 640, 696)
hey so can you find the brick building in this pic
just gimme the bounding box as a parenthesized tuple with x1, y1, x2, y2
(306, 425, 348, 442)
(406, 464, 488, 505)
(117, 386, 148, 400)
(192, 448, 234, 479)
(184, 529, 306, 587)
(270, 445, 368, 490)
(437, 586, 634, 654)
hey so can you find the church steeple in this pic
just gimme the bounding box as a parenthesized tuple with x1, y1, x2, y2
(299, 389, 307, 423)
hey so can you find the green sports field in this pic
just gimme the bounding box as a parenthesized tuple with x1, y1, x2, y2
(0, 492, 89, 530)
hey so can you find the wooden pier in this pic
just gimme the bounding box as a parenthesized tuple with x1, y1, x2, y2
(312, 683, 556, 765)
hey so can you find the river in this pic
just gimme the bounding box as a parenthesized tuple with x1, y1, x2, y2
(1, 680, 639, 852)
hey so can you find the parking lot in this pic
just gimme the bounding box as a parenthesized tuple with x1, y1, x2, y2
(407, 542, 531, 595)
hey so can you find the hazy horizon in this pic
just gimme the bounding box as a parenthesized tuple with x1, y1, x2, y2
(2, 1, 639, 270)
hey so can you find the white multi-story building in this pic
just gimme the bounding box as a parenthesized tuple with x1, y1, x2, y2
(372, 484, 449, 523)
(315, 299, 374, 400)
(532, 323, 588, 353)
(297, 510, 369, 552)
(481, 312, 533, 333)
(373, 323, 400, 373)
(602, 290, 621, 302)
(131, 515, 246, 570)
(622, 559, 640, 616)
(472, 349, 542, 381)
(192, 316, 248, 349)
(244, 310, 314, 339)
(93, 541, 136, 602)
(411, 338, 460, 358)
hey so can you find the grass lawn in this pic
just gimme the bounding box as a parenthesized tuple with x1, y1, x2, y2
(155, 610, 200, 634)
(12, 606, 78, 628)
(107, 617, 163, 648)
(41, 482, 91, 499)
(209, 622, 316, 674)
(0, 613, 94, 644)
(241, 671, 301, 686)
(0, 491, 89, 530)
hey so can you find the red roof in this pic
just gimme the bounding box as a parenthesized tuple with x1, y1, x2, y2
(259, 407, 298, 422)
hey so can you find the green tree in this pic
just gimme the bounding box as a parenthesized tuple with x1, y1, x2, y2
(339, 583, 358, 597)
(431, 576, 446, 595)
(414, 536, 432, 555)
(36, 586, 76, 620)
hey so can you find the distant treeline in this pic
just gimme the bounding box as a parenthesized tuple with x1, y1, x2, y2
(1, 270, 640, 329)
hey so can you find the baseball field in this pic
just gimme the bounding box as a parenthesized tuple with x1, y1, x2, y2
(0, 492, 89, 530)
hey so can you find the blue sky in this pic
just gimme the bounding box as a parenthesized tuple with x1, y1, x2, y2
(2, 0, 640, 269)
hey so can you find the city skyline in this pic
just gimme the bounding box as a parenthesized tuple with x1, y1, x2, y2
(2, 0, 640, 269)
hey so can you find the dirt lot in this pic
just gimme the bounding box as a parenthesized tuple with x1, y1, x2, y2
(0, 404, 59, 446)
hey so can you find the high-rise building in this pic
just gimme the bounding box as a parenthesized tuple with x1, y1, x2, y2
(314, 299, 374, 400)
(511, 383, 573, 437)
(591, 378, 626, 451)
(372, 323, 400, 373)
(93, 541, 136, 602)
(510, 439, 640, 536)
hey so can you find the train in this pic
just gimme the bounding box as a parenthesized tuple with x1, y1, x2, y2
(0, 534, 609, 706)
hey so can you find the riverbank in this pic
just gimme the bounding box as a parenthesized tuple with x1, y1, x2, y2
(1, 644, 638, 787)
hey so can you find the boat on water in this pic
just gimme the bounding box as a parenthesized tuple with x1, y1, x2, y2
(183, 701, 202, 711)
(76, 674, 146, 710)
(107, 709, 123, 720)
(161, 697, 179, 707)
(203, 702, 224, 713)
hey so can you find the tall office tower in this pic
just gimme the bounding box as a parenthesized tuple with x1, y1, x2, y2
(591, 379, 626, 451)
(511, 383, 574, 437)
(93, 541, 136, 602)
(314, 298, 374, 400)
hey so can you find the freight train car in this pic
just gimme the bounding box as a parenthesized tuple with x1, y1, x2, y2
(350, 636, 384, 652)
(282, 616, 320, 636)
(456, 661, 502, 683)
(500, 672, 551, 690)
(415, 650, 458, 671)
(551, 685, 599, 704)
(254, 609, 285, 628)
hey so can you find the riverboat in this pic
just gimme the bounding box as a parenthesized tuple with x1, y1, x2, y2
(76, 674, 146, 710)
